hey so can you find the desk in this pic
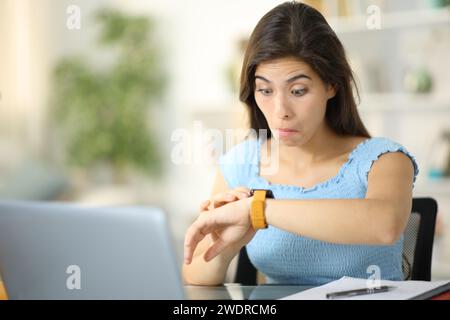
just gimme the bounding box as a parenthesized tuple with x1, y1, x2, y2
(1, 281, 448, 300)
(0, 281, 312, 300)
(185, 284, 314, 300)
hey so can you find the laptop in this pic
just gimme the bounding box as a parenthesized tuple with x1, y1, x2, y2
(0, 200, 186, 299)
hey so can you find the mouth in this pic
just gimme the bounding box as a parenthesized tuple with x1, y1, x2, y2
(275, 128, 299, 138)
(277, 128, 299, 133)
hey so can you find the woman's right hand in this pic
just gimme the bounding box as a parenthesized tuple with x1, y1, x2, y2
(191, 187, 253, 262)
(200, 187, 251, 212)
(189, 187, 252, 262)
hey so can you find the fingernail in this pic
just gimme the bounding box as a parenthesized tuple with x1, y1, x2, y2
(241, 192, 250, 197)
(226, 194, 233, 200)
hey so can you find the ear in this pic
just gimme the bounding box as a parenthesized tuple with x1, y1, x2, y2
(326, 83, 337, 99)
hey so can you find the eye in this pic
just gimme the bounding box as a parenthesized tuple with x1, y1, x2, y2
(291, 88, 307, 97)
(256, 88, 273, 96)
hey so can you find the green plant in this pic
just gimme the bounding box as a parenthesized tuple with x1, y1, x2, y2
(51, 8, 166, 180)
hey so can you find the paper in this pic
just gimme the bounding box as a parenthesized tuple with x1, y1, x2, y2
(280, 276, 450, 300)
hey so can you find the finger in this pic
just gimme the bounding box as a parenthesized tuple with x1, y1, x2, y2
(234, 186, 251, 195)
(210, 231, 219, 242)
(184, 216, 216, 264)
(184, 225, 206, 264)
(204, 238, 228, 262)
(212, 192, 236, 208)
(212, 190, 250, 209)
(218, 190, 249, 205)
(211, 192, 224, 208)
(229, 189, 251, 200)
(199, 200, 210, 211)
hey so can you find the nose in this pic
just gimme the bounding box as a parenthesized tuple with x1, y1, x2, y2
(274, 93, 293, 120)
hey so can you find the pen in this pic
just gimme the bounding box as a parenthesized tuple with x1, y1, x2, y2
(326, 285, 396, 299)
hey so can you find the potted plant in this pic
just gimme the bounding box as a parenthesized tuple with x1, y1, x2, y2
(50, 8, 166, 187)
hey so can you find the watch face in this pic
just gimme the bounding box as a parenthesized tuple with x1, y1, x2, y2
(250, 189, 274, 199)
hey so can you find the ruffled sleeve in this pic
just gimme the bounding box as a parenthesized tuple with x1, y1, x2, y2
(356, 137, 420, 189)
(218, 138, 259, 189)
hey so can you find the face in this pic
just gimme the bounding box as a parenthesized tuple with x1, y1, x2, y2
(254, 57, 336, 146)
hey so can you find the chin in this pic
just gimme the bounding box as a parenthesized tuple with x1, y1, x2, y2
(279, 139, 300, 147)
(272, 135, 302, 147)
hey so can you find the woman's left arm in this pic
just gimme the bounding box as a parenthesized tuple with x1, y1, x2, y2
(184, 152, 415, 262)
(266, 152, 414, 245)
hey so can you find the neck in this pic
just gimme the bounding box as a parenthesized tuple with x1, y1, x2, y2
(271, 123, 343, 168)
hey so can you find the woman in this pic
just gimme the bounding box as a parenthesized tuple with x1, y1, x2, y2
(183, 1, 418, 286)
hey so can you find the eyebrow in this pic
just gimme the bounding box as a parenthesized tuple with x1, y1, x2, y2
(255, 73, 312, 83)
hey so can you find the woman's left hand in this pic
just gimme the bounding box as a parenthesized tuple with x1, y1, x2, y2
(184, 197, 254, 264)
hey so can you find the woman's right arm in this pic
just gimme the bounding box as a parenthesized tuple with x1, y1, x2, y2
(182, 169, 249, 286)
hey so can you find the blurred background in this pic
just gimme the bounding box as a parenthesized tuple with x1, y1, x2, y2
(0, 0, 449, 280)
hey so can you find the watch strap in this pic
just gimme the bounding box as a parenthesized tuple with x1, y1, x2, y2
(250, 189, 269, 230)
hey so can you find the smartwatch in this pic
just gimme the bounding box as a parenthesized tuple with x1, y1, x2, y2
(249, 189, 274, 230)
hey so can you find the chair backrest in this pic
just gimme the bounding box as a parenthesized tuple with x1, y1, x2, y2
(234, 197, 438, 284)
(402, 197, 438, 281)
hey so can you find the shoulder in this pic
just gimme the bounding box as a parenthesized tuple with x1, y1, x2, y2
(353, 137, 419, 187)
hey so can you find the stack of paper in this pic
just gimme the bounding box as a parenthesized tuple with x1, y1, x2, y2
(280, 276, 450, 300)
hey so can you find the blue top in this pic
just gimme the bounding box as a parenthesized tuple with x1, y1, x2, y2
(219, 136, 419, 285)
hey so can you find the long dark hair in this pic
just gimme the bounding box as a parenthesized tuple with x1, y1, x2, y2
(239, 1, 370, 139)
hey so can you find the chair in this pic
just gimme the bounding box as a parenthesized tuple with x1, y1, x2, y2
(234, 197, 438, 284)
(402, 197, 438, 281)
